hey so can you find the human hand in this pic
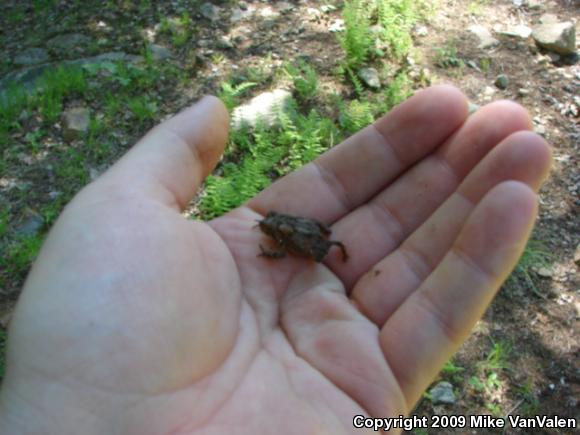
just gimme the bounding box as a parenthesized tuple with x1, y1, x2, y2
(0, 86, 551, 434)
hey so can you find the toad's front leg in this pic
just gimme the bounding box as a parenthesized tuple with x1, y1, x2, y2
(329, 241, 349, 262)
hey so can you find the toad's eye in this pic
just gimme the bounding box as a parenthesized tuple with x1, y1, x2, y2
(279, 223, 293, 235)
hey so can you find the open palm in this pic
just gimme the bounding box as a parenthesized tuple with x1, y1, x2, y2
(0, 87, 551, 434)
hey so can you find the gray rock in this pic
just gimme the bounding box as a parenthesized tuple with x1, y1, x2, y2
(536, 266, 553, 278)
(230, 8, 245, 23)
(358, 67, 381, 89)
(328, 19, 345, 33)
(277, 2, 294, 13)
(495, 74, 509, 89)
(47, 33, 91, 52)
(231, 89, 292, 130)
(429, 381, 456, 405)
(532, 22, 576, 55)
(14, 48, 50, 66)
(217, 36, 234, 49)
(200, 2, 220, 21)
(16, 211, 44, 237)
(468, 102, 480, 115)
(539, 14, 559, 25)
(499, 25, 532, 39)
(62, 107, 90, 141)
(468, 25, 499, 49)
(149, 44, 173, 61)
(518, 88, 530, 97)
(527, 0, 546, 11)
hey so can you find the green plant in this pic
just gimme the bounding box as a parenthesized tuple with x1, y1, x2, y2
(278, 108, 337, 171)
(507, 240, 553, 297)
(2, 233, 44, 278)
(54, 149, 89, 189)
(375, 0, 417, 59)
(199, 101, 340, 219)
(479, 340, 512, 372)
(218, 81, 257, 111)
(172, 13, 193, 47)
(24, 129, 45, 153)
(340, 0, 373, 69)
(0, 208, 9, 238)
(36, 65, 88, 123)
(516, 381, 540, 415)
(284, 61, 319, 102)
(339, 99, 374, 135)
(480, 57, 492, 74)
(442, 359, 465, 376)
(32, 0, 57, 13)
(380, 71, 412, 110)
(435, 45, 464, 69)
(199, 126, 286, 219)
(159, 12, 194, 48)
(468, 0, 490, 15)
(0, 83, 28, 148)
(127, 96, 158, 123)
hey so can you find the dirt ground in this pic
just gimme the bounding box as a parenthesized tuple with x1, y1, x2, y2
(0, 0, 578, 433)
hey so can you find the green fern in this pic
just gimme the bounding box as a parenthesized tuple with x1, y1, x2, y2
(339, 100, 374, 135)
(284, 61, 319, 102)
(218, 81, 257, 111)
(340, 0, 373, 69)
(199, 100, 341, 219)
(346, 67, 365, 97)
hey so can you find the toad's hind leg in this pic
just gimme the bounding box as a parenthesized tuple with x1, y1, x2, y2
(258, 244, 287, 259)
(330, 241, 349, 262)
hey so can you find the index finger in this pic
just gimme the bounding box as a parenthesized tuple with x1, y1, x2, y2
(248, 85, 469, 222)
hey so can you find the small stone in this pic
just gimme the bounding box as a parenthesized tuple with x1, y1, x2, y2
(495, 74, 509, 89)
(16, 210, 44, 237)
(62, 107, 90, 141)
(527, 0, 545, 10)
(547, 52, 561, 63)
(468, 103, 480, 114)
(149, 44, 173, 61)
(499, 25, 532, 39)
(13, 47, 50, 66)
(429, 381, 456, 405)
(231, 89, 293, 130)
(468, 25, 500, 49)
(328, 19, 345, 33)
(47, 33, 91, 52)
(532, 22, 576, 55)
(483, 86, 496, 96)
(518, 88, 530, 97)
(230, 8, 245, 23)
(535, 125, 546, 136)
(573, 243, 580, 266)
(217, 36, 234, 49)
(200, 2, 220, 21)
(415, 25, 428, 37)
(358, 67, 381, 89)
(536, 267, 553, 278)
(277, 2, 294, 13)
(538, 14, 559, 25)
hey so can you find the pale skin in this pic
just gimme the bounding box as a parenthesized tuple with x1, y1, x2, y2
(0, 86, 551, 434)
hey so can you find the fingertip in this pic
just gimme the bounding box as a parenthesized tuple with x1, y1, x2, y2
(457, 180, 538, 277)
(479, 100, 533, 130)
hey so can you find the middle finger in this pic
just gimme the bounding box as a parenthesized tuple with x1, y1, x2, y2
(326, 101, 532, 289)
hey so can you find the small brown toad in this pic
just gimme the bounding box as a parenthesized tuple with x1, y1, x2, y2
(257, 211, 348, 262)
